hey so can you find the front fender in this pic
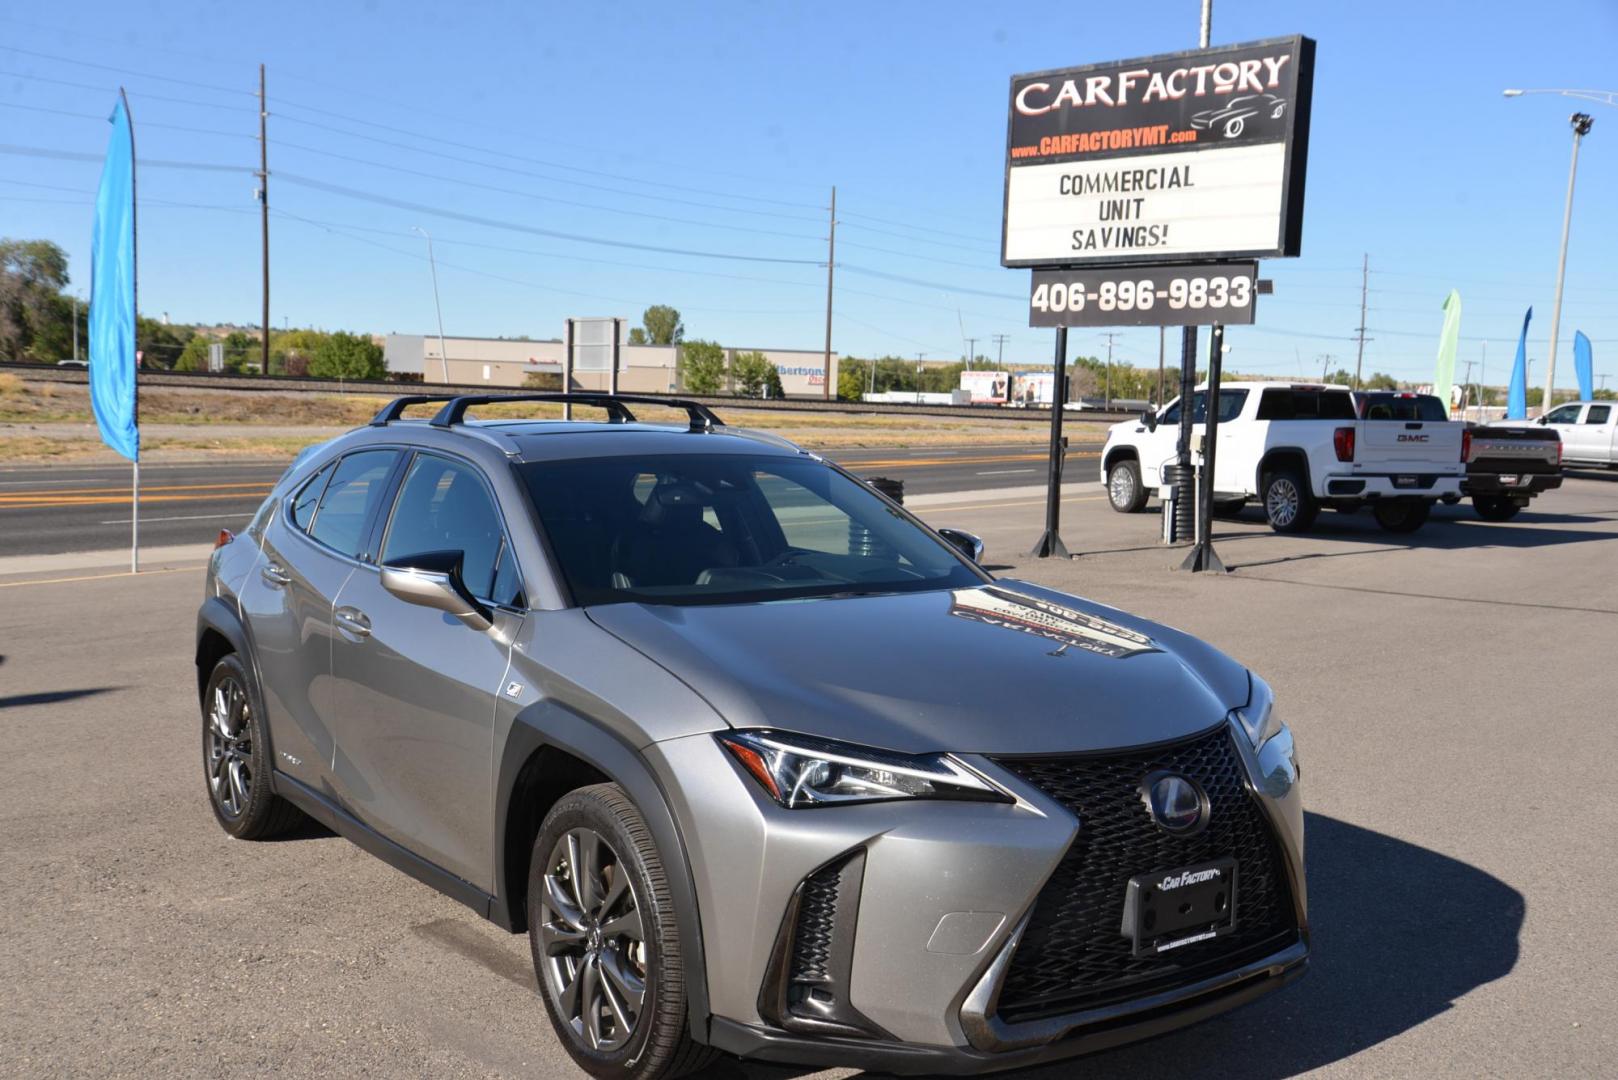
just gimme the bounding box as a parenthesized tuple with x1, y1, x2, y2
(493, 704, 712, 1042)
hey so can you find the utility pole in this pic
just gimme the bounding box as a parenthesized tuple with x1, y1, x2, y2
(1319, 353, 1335, 382)
(72, 294, 79, 362)
(993, 333, 1009, 368)
(1461, 358, 1474, 419)
(1542, 113, 1594, 416)
(1157, 326, 1166, 405)
(1597, 373, 1610, 394)
(256, 63, 270, 377)
(965, 336, 977, 371)
(915, 352, 924, 404)
(1101, 332, 1120, 410)
(822, 186, 836, 400)
(1353, 252, 1370, 389)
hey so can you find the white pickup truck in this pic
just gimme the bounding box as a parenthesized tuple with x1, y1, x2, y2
(1100, 382, 1466, 534)
(1501, 400, 1618, 468)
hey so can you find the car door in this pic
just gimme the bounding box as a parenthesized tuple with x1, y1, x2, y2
(1138, 397, 1186, 489)
(237, 449, 399, 794)
(1541, 403, 1585, 458)
(329, 451, 526, 891)
(1571, 403, 1612, 463)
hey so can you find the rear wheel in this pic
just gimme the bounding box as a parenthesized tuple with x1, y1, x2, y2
(201, 653, 303, 840)
(529, 784, 716, 1080)
(1106, 459, 1148, 514)
(1473, 495, 1522, 522)
(1261, 469, 1318, 533)
(1373, 498, 1432, 533)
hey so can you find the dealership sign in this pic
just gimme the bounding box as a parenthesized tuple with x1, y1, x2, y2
(1001, 36, 1314, 268)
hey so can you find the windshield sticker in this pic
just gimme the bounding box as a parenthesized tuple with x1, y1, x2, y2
(949, 588, 1159, 659)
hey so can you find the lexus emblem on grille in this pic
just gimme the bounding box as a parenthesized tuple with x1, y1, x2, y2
(1142, 772, 1210, 836)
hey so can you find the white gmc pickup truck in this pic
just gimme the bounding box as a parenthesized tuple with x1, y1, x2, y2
(1501, 400, 1618, 468)
(1100, 382, 1466, 534)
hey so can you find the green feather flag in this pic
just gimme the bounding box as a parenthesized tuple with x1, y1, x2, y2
(1433, 290, 1461, 413)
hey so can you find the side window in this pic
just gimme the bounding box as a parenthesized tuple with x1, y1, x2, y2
(1585, 405, 1611, 425)
(289, 462, 334, 531)
(1216, 389, 1249, 421)
(1546, 404, 1582, 424)
(1160, 399, 1182, 424)
(308, 450, 399, 559)
(490, 540, 524, 607)
(382, 454, 509, 601)
(1318, 392, 1356, 419)
(1257, 390, 1293, 420)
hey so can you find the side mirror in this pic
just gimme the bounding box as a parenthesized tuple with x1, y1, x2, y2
(1141, 409, 1158, 432)
(1536, 415, 1548, 425)
(937, 527, 985, 563)
(380, 550, 493, 631)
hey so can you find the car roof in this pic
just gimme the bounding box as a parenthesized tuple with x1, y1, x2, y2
(1190, 381, 1352, 391)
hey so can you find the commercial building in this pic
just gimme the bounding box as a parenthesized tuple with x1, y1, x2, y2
(383, 331, 838, 398)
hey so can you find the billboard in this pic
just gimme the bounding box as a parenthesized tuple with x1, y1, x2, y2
(1028, 262, 1257, 328)
(960, 370, 1011, 403)
(1002, 36, 1314, 267)
(1010, 371, 1058, 405)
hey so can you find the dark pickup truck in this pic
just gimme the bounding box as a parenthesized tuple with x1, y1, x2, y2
(1354, 392, 1562, 522)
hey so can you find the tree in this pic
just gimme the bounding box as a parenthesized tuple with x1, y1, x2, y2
(837, 358, 870, 401)
(309, 330, 385, 380)
(680, 340, 726, 394)
(641, 305, 683, 346)
(627, 327, 648, 346)
(0, 238, 70, 362)
(174, 335, 212, 372)
(135, 317, 192, 370)
(1363, 371, 1399, 391)
(731, 350, 782, 398)
(522, 371, 562, 390)
(271, 328, 327, 376)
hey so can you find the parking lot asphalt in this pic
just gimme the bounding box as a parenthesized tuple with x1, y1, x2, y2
(3, 473, 1616, 1078)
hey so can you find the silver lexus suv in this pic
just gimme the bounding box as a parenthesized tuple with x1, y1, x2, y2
(195, 393, 1307, 1078)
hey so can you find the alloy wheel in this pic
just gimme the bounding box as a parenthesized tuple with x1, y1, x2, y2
(1109, 467, 1135, 509)
(538, 828, 648, 1053)
(206, 676, 253, 818)
(1267, 478, 1299, 527)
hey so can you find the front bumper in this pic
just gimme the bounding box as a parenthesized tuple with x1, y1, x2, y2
(649, 719, 1307, 1069)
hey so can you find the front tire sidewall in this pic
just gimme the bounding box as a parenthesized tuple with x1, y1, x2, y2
(1262, 471, 1316, 533)
(1107, 460, 1148, 513)
(528, 786, 685, 1080)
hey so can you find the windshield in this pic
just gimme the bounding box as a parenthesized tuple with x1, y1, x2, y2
(520, 453, 984, 606)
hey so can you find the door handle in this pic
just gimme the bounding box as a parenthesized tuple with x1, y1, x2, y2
(260, 563, 291, 587)
(335, 607, 371, 638)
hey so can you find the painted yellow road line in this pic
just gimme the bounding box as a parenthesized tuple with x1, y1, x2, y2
(0, 489, 273, 510)
(0, 565, 206, 589)
(0, 480, 274, 500)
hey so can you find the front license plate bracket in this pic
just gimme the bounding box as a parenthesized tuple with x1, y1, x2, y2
(1120, 858, 1237, 957)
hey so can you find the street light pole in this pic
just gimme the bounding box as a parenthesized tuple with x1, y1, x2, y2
(1540, 112, 1593, 415)
(411, 225, 451, 384)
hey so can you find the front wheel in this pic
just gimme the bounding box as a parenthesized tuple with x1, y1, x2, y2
(1262, 470, 1318, 533)
(528, 784, 716, 1080)
(1373, 499, 1432, 533)
(1473, 495, 1522, 522)
(1106, 459, 1148, 514)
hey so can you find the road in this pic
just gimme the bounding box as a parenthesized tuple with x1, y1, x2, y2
(3, 475, 1616, 1077)
(0, 443, 1095, 557)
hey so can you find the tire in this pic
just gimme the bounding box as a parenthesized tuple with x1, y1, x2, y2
(1212, 499, 1247, 519)
(1373, 499, 1432, 533)
(201, 653, 304, 840)
(1261, 469, 1318, 533)
(1473, 495, 1521, 522)
(1106, 458, 1148, 514)
(1224, 116, 1245, 138)
(528, 784, 716, 1080)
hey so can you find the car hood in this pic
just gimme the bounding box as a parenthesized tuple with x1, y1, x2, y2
(585, 581, 1250, 756)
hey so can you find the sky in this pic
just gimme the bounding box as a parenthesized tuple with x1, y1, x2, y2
(2, 0, 1616, 387)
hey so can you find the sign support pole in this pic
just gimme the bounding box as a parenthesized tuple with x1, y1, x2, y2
(1181, 322, 1227, 573)
(1029, 326, 1070, 558)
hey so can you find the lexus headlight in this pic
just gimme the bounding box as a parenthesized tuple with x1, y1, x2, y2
(717, 730, 1011, 809)
(1232, 672, 1281, 749)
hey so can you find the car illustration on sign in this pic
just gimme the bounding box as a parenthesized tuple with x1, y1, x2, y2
(1190, 93, 1288, 138)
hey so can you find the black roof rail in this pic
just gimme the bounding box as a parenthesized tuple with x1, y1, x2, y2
(368, 395, 462, 426)
(427, 393, 725, 433)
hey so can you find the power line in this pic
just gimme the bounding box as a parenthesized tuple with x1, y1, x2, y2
(0, 68, 250, 112)
(0, 44, 254, 96)
(272, 172, 826, 266)
(0, 141, 251, 173)
(0, 100, 253, 139)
